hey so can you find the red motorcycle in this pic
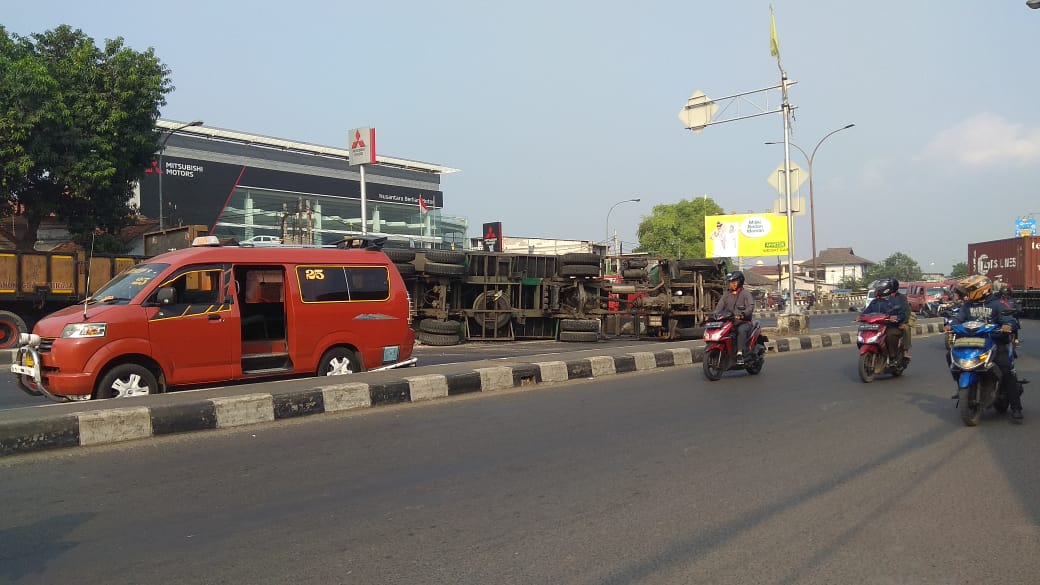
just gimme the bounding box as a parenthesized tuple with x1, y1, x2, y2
(701, 310, 768, 381)
(856, 313, 909, 383)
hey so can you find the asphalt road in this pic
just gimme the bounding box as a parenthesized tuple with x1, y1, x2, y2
(2, 331, 1037, 584)
(0, 313, 861, 411)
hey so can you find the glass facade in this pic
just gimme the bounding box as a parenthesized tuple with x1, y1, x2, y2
(213, 186, 468, 249)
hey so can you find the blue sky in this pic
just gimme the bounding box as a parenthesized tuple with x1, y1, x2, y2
(7, 1, 1040, 273)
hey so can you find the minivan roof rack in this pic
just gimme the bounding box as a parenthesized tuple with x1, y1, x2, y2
(337, 235, 387, 251)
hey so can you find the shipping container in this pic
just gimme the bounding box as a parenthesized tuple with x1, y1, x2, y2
(967, 236, 1040, 291)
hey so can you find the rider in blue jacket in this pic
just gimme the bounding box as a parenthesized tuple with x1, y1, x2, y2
(947, 274, 1023, 423)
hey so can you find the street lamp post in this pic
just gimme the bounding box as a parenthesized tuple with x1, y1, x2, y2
(157, 119, 204, 230)
(766, 123, 854, 302)
(605, 198, 640, 272)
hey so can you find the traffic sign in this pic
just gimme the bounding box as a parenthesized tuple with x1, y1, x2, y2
(678, 91, 718, 133)
(766, 162, 806, 194)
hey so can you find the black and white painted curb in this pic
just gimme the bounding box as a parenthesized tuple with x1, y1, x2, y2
(0, 323, 944, 457)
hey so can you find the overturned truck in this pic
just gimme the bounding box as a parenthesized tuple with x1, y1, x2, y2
(385, 249, 728, 345)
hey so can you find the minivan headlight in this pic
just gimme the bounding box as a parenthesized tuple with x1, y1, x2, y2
(61, 323, 108, 338)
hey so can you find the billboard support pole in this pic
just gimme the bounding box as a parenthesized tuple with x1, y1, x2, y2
(359, 165, 368, 234)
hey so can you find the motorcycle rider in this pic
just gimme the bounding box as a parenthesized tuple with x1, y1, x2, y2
(946, 274, 1023, 423)
(714, 271, 755, 364)
(860, 277, 908, 364)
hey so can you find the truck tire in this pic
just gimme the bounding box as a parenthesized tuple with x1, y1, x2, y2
(559, 330, 599, 342)
(560, 252, 601, 266)
(622, 268, 647, 280)
(0, 311, 28, 349)
(424, 250, 466, 265)
(384, 249, 416, 263)
(624, 258, 648, 269)
(559, 264, 600, 277)
(417, 331, 460, 346)
(423, 261, 467, 277)
(419, 319, 461, 335)
(677, 258, 720, 271)
(394, 263, 416, 278)
(559, 318, 600, 332)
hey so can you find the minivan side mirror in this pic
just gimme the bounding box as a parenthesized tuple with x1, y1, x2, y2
(157, 287, 178, 306)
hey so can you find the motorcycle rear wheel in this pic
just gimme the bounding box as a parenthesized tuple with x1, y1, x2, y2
(745, 345, 765, 375)
(702, 348, 725, 381)
(959, 386, 981, 426)
(858, 353, 877, 383)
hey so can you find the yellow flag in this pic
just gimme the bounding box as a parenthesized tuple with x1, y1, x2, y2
(769, 7, 781, 58)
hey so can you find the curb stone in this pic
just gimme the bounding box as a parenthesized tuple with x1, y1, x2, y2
(0, 323, 944, 457)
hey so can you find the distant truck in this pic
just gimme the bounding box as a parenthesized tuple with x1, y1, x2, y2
(0, 226, 209, 349)
(967, 236, 1040, 318)
(0, 250, 139, 347)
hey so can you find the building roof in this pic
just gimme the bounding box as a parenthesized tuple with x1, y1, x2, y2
(808, 247, 875, 266)
(157, 119, 459, 175)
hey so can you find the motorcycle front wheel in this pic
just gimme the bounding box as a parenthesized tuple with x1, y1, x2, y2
(702, 348, 726, 381)
(858, 352, 878, 383)
(959, 386, 981, 426)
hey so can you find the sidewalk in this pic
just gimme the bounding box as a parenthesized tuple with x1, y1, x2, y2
(1, 320, 944, 457)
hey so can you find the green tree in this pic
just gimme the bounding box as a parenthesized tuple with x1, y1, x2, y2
(0, 25, 172, 250)
(861, 252, 923, 286)
(950, 261, 968, 278)
(633, 197, 725, 258)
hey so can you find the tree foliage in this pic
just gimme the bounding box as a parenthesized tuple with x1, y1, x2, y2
(0, 25, 172, 250)
(860, 252, 923, 287)
(633, 198, 724, 259)
(949, 262, 968, 278)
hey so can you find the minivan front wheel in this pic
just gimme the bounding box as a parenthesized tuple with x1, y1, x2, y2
(96, 363, 159, 399)
(318, 347, 362, 376)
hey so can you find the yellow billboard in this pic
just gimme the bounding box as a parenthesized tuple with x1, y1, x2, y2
(705, 213, 789, 258)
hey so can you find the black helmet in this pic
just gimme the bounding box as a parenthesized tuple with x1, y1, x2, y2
(874, 277, 896, 297)
(726, 271, 745, 287)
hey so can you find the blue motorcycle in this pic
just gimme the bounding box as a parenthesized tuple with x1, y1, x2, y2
(948, 319, 1011, 426)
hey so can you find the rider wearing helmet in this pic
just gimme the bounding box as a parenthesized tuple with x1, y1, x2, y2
(861, 277, 908, 363)
(714, 271, 755, 363)
(948, 274, 1023, 422)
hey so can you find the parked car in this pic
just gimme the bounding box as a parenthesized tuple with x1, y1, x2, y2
(241, 235, 282, 246)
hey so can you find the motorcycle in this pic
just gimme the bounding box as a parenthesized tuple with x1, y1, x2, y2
(701, 310, 768, 381)
(855, 313, 910, 383)
(948, 319, 1014, 426)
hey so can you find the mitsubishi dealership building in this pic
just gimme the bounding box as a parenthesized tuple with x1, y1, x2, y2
(137, 119, 464, 248)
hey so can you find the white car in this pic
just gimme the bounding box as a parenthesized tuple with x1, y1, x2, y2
(241, 235, 282, 246)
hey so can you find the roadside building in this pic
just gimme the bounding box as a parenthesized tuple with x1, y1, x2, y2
(137, 120, 464, 249)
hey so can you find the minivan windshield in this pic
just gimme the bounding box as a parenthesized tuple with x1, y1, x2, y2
(89, 263, 170, 303)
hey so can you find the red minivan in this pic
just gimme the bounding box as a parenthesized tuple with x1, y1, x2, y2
(12, 236, 415, 401)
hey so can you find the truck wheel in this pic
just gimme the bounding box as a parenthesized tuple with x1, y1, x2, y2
(417, 331, 461, 346)
(95, 363, 159, 399)
(384, 249, 416, 263)
(419, 319, 461, 335)
(423, 261, 467, 277)
(394, 262, 416, 278)
(559, 330, 598, 342)
(559, 264, 600, 277)
(424, 250, 466, 265)
(317, 347, 362, 376)
(0, 311, 28, 349)
(560, 252, 601, 266)
(624, 258, 648, 269)
(559, 318, 600, 332)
